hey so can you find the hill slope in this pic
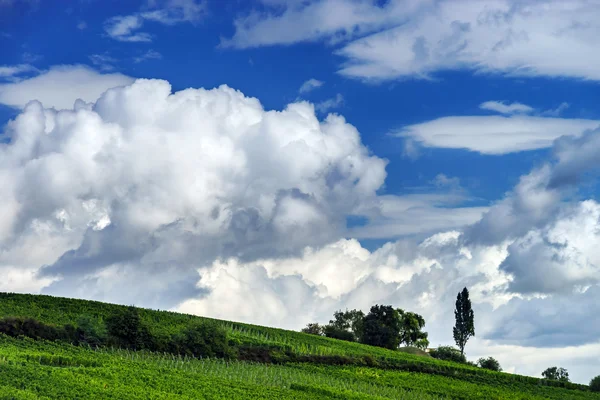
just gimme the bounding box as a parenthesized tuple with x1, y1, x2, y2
(0, 292, 597, 400)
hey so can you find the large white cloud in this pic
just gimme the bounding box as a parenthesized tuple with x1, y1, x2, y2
(0, 65, 135, 110)
(225, 0, 600, 81)
(0, 77, 387, 307)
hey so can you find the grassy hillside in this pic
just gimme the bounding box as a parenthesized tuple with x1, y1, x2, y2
(0, 292, 598, 400)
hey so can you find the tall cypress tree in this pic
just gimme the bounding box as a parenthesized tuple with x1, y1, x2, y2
(453, 287, 475, 357)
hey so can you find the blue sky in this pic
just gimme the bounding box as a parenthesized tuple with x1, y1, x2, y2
(2, 0, 600, 384)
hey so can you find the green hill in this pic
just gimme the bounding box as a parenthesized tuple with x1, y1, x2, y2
(0, 292, 597, 400)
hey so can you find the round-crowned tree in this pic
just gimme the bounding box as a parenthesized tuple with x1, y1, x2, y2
(590, 375, 600, 392)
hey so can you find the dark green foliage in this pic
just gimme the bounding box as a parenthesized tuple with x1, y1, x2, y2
(0, 317, 80, 343)
(453, 287, 475, 356)
(105, 306, 154, 350)
(173, 321, 233, 359)
(429, 345, 466, 364)
(590, 375, 600, 392)
(477, 356, 502, 372)
(323, 324, 357, 342)
(542, 367, 570, 382)
(76, 315, 107, 347)
(360, 305, 402, 350)
(397, 309, 429, 349)
(301, 322, 324, 336)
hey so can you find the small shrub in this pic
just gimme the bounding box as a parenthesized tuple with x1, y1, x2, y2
(429, 345, 466, 364)
(589, 375, 600, 392)
(477, 356, 502, 372)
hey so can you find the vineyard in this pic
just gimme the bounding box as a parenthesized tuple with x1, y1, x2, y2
(0, 292, 599, 399)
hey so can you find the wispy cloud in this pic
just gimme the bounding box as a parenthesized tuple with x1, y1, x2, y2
(89, 54, 118, 71)
(298, 78, 323, 94)
(480, 101, 534, 115)
(133, 49, 162, 63)
(542, 102, 570, 117)
(0, 64, 38, 82)
(315, 93, 343, 113)
(104, 15, 153, 42)
(104, 0, 206, 42)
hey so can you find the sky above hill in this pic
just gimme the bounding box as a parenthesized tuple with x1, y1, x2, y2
(2, 0, 600, 384)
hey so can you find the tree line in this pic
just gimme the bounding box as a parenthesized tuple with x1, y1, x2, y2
(301, 305, 429, 350)
(301, 286, 600, 389)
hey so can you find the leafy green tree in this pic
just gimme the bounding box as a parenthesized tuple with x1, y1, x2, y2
(360, 305, 402, 350)
(323, 309, 365, 342)
(590, 375, 600, 392)
(453, 287, 475, 357)
(477, 356, 502, 372)
(301, 323, 323, 336)
(542, 367, 570, 382)
(397, 309, 429, 349)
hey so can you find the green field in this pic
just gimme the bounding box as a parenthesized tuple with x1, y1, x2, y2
(0, 292, 598, 399)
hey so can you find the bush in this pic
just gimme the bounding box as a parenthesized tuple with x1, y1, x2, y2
(429, 345, 466, 364)
(322, 325, 356, 342)
(0, 317, 79, 343)
(172, 321, 233, 359)
(76, 315, 107, 347)
(105, 306, 154, 350)
(477, 356, 502, 372)
(589, 375, 600, 392)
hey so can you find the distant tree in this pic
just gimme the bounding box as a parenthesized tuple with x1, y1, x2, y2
(477, 356, 502, 372)
(360, 305, 402, 350)
(397, 309, 429, 349)
(542, 367, 570, 383)
(301, 323, 324, 336)
(590, 375, 600, 392)
(173, 321, 232, 359)
(429, 345, 466, 364)
(323, 309, 365, 342)
(105, 306, 154, 350)
(453, 287, 475, 357)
